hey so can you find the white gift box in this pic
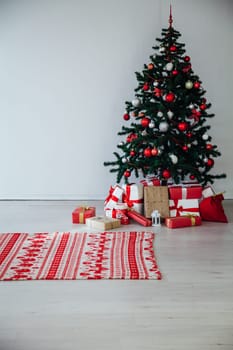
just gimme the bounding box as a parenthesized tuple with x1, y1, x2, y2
(169, 199, 200, 217)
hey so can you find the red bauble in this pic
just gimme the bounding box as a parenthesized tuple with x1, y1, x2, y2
(184, 55, 191, 62)
(151, 147, 159, 156)
(207, 158, 214, 167)
(141, 117, 150, 128)
(189, 174, 195, 180)
(162, 169, 171, 179)
(154, 87, 162, 97)
(172, 69, 179, 76)
(123, 113, 130, 121)
(124, 170, 131, 178)
(143, 83, 149, 91)
(147, 63, 154, 70)
(165, 92, 175, 102)
(182, 64, 192, 73)
(182, 145, 188, 151)
(193, 81, 201, 89)
(144, 148, 152, 157)
(130, 150, 136, 157)
(186, 132, 193, 138)
(195, 111, 201, 118)
(170, 45, 177, 52)
(178, 122, 188, 132)
(206, 143, 213, 150)
(200, 103, 207, 110)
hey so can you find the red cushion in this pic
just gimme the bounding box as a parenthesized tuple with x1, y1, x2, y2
(199, 194, 228, 223)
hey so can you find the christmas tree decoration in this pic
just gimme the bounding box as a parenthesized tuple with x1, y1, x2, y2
(159, 122, 169, 132)
(141, 117, 150, 127)
(132, 98, 141, 107)
(104, 7, 226, 185)
(123, 113, 130, 121)
(165, 92, 176, 102)
(185, 80, 193, 89)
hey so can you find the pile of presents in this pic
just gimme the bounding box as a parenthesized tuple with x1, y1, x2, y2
(72, 177, 228, 230)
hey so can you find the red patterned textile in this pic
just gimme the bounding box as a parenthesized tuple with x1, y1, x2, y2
(0, 232, 161, 280)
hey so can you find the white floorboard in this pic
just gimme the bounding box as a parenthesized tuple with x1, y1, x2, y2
(0, 200, 233, 350)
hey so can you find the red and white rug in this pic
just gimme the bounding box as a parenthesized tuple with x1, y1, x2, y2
(0, 231, 161, 280)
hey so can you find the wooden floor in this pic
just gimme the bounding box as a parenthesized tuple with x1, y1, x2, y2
(0, 200, 233, 350)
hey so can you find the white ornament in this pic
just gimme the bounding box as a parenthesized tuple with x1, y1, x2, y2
(169, 154, 178, 164)
(187, 143, 191, 148)
(165, 62, 174, 71)
(150, 98, 156, 103)
(159, 122, 169, 132)
(157, 111, 163, 117)
(167, 110, 174, 119)
(185, 80, 193, 89)
(122, 157, 127, 163)
(118, 141, 124, 146)
(149, 121, 155, 128)
(202, 134, 209, 140)
(141, 130, 147, 136)
(153, 81, 159, 87)
(159, 46, 165, 53)
(189, 103, 195, 109)
(132, 98, 141, 107)
(203, 157, 208, 163)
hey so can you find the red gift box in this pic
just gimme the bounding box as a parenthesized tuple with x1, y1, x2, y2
(168, 184, 202, 200)
(72, 207, 96, 224)
(165, 216, 202, 229)
(127, 210, 152, 227)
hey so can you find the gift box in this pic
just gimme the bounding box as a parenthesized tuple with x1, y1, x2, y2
(122, 183, 143, 213)
(144, 186, 170, 218)
(72, 206, 96, 224)
(105, 204, 129, 225)
(140, 176, 161, 187)
(86, 216, 121, 230)
(127, 210, 152, 227)
(165, 216, 202, 229)
(169, 199, 200, 217)
(104, 185, 124, 209)
(168, 184, 202, 200)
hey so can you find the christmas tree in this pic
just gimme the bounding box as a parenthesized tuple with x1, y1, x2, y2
(104, 8, 226, 186)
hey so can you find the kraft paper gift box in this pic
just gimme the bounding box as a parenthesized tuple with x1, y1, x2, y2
(168, 184, 202, 200)
(85, 216, 121, 230)
(144, 186, 170, 218)
(165, 216, 202, 229)
(72, 207, 96, 224)
(169, 199, 200, 217)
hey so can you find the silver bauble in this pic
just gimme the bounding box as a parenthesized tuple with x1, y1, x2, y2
(132, 98, 141, 107)
(159, 122, 169, 132)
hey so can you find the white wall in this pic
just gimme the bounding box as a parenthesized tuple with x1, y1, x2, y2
(0, 0, 232, 199)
